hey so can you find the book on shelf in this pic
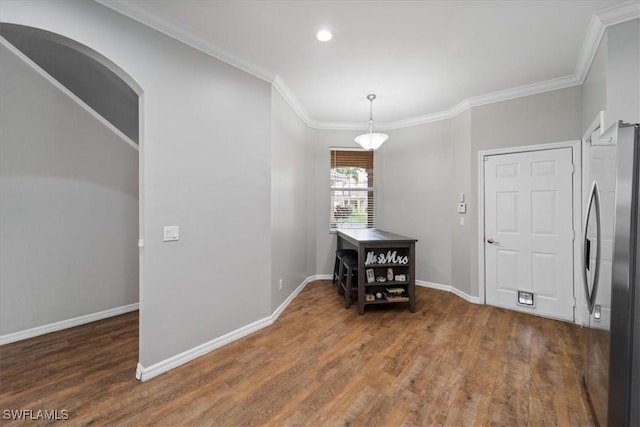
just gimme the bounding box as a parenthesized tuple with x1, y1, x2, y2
(384, 294, 409, 302)
(383, 289, 409, 302)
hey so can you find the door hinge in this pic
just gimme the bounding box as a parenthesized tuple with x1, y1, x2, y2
(571, 163, 575, 174)
(572, 297, 577, 308)
(572, 230, 576, 241)
(138, 239, 144, 248)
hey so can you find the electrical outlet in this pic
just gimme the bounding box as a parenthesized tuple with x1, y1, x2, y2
(278, 279, 283, 290)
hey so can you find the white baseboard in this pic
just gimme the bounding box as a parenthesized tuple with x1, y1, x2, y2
(0, 303, 139, 346)
(271, 274, 330, 321)
(416, 280, 481, 304)
(136, 314, 274, 382)
(136, 275, 332, 382)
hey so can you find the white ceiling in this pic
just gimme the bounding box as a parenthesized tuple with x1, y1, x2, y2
(101, 0, 633, 129)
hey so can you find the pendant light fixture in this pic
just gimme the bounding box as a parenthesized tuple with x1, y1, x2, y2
(354, 94, 388, 151)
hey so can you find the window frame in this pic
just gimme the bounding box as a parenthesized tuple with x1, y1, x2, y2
(329, 148, 376, 232)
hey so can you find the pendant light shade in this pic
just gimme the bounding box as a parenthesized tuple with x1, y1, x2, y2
(354, 132, 388, 150)
(355, 94, 388, 150)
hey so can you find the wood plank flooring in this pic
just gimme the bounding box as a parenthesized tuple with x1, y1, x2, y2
(0, 280, 594, 426)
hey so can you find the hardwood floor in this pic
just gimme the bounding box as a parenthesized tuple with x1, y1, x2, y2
(0, 280, 594, 426)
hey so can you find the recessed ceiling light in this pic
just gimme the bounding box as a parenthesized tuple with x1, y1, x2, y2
(316, 30, 332, 42)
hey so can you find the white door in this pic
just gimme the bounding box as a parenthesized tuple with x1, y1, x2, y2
(484, 148, 574, 321)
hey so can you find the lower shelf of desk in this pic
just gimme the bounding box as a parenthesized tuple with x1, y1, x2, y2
(363, 286, 412, 306)
(365, 298, 410, 305)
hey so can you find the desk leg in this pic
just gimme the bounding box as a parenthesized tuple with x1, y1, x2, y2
(409, 242, 416, 312)
(358, 244, 365, 315)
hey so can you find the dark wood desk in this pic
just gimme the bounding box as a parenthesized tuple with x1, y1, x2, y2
(336, 228, 417, 314)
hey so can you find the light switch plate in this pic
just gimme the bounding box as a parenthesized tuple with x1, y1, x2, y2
(163, 226, 179, 242)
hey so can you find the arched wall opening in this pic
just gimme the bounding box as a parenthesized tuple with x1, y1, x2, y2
(0, 23, 143, 378)
(0, 23, 141, 143)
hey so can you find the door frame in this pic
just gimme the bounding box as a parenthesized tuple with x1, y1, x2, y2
(477, 140, 582, 324)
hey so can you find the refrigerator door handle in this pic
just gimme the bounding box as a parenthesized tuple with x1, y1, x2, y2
(582, 180, 602, 314)
(585, 238, 591, 271)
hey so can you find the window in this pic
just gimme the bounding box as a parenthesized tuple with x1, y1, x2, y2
(330, 149, 375, 230)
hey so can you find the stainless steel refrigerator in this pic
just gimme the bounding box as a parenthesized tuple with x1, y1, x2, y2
(582, 121, 639, 426)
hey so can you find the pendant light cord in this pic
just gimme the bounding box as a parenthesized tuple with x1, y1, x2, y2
(368, 94, 375, 134)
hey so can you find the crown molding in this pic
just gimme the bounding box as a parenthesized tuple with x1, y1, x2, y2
(96, 0, 639, 132)
(271, 75, 314, 128)
(597, 0, 640, 26)
(320, 74, 581, 132)
(95, 0, 276, 83)
(574, 1, 640, 84)
(574, 13, 607, 84)
(464, 73, 582, 109)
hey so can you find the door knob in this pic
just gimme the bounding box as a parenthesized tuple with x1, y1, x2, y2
(487, 238, 498, 244)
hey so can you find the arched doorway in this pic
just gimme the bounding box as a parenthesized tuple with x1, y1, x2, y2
(0, 24, 143, 378)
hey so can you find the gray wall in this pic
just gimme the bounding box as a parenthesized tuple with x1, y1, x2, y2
(606, 19, 640, 127)
(0, 43, 138, 335)
(582, 33, 607, 131)
(1, 0, 273, 368)
(583, 19, 640, 131)
(449, 110, 473, 295)
(270, 88, 310, 310)
(377, 120, 453, 286)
